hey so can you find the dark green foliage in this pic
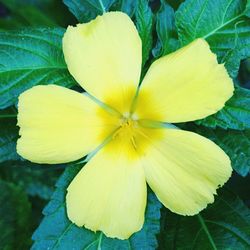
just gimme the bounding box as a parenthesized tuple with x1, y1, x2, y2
(135, 0, 154, 67)
(0, 180, 31, 250)
(247, 0, 250, 17)
(211, 129, 250, 177)
(62, 0, 138, 22)
(175, 0, 250, 78)
(196, 87, 250, 130)
(0, 111, 19, 163)
(0, 28, 76, 109)
(188, 124, 250, 177)
(118, 0, 138, 17)
(0, 161, 63, 200)
(161, 190, 250, 249)
(0, 0, 73, 28)
(63, 0, 116, 22)
(1, 0, 57, 27)
(32, 165, 162, 250)
(153, 0, 180, 58)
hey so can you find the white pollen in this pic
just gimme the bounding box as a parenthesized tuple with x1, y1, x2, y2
(131, 113, 138, 120)
(123, 112, 130, 118)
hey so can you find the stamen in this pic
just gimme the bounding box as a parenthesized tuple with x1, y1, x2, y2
(131, 136, 137, 150)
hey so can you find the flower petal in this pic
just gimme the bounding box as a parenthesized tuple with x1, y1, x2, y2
(63, 12, 142, 114)
(135, 39, 234, 122)
(17, 85, 118, 164)
(66, 140, 147, 239)
(141, 128, 232, 215)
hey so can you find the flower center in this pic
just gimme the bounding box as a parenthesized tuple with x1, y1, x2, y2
(112, 113, 139, 150)
(108, 112, 164, 160)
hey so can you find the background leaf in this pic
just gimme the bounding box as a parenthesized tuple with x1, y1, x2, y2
(175, 0, 250, 77)
(0, 0, 74, 29)
(32, 164, 161, 250)
(0, 28, 76, 109)
(135, 0, 154, 67)
(187, 124, 250, 177)
(161, 190, 250, 249)
(152, 0, 180, 58)
(0, 161, 63, 200)
(118, 0, 138, 17)
(247, 0, 250, 16)
(63, 0, 116, 22)
(196, 86, 250, 130)
(210, 129, 250, 177)
(0, 109, 19, 163)
(1, 0, 57, 26)
(0, 180, 31, 250)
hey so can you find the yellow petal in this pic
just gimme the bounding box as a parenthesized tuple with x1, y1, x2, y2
(66, 139, 147, 239)
(141, 128, 232, 215)
(17, 85, 118, 164)
(63, 12, 142, 114)
(135, 39, 234, 122)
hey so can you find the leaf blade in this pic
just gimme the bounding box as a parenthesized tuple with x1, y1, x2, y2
(153, 0, 180, 58)
(0, 28, 76, 109)
(196, 87, 250, 130)
(175, 0, 250, 77)
(162, 190, 250, 249)
(0, 180, 31, 250)
(201, 128, 250, 177)
(63, 0, 116, 22)
(135, 0, 154, 67)
(0, 109, 19, 163)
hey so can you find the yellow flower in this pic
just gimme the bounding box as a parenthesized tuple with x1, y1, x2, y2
(17, 12, 234, 239)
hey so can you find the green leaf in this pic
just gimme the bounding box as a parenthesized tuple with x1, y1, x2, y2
(152, 0, 180, 58)
(0, 28, 76, 109)
(211, 129, 250, 177)
(15, 6, 57, 26)
(162, 190, 250, 249)
(189, 125, 250, 177)
(135, 0, 154, 67)
(245, 0, 250, 17)
(0, 110, 19, 163)
(227, 174, 250, 205)
(0, 180, 31, 250)
(196, 86, 250, 130)
(0, 0, 71, 30)
(175, 0, 250, 77)
(32, 165, 161, 249)
(0, 161, 62, 200)
(1, 0, 57, 26)
(0, 18, 25, 31)
(119, 0, 137, 17)
(63, 0, 116, 22)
